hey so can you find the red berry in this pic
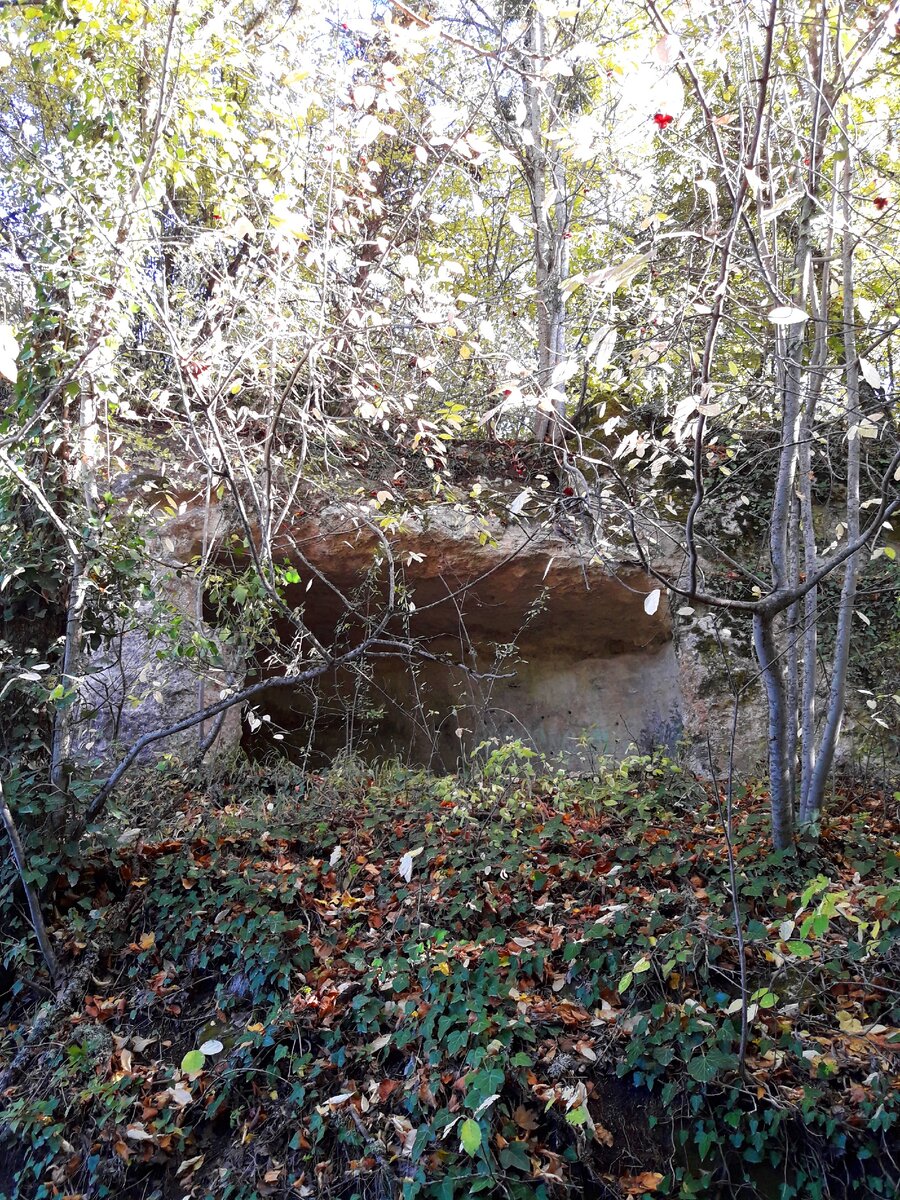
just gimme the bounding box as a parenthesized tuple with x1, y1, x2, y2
(563, 486, 575, 496)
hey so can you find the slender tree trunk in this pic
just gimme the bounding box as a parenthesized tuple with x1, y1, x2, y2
(797, 434, 819, 816)
(797, 253, 832, 816)
(754, 183, 817, 841)
(802, 141, 862, 824)
(757, 324, 803, 845)
(524, 3, 568, 444)
(523, 5, 548, 443)
(50, 559, 88, 793)
(784, 498, 801, 801)
(753, 611, 795, 850)
(50, 375, 98, 795)
(544, 71, 569, 444)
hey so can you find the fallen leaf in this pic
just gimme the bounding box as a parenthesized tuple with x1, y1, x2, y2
(125, 1125, 155, 1142)
(595, 1122, 614, 1147)
(575, 1039, 597, 1062)
(513, 1105, 538, 1131)
(620, 1172, 664, 1194)
(398, 846, 424, 882)
(176, 1154, 204, 1176)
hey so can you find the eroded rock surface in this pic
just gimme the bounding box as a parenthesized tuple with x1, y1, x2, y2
(85, 486, 768, 772)
(162, 496, 686, 768)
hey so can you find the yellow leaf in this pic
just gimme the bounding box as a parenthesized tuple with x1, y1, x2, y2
(139, 932, 155, 950)
(836, 1009, 865, 1034)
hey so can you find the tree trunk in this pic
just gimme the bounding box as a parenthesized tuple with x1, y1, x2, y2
(753, 611, 795, 850)
(797, 232, 832, 818)
(50, 374, 98, 795)
(797, 427, 819, 818)
(524, 3, 567, 444)
(784, 498, 801, 802)
(802, 141, 862, 825)
(49, 559, 88, 794)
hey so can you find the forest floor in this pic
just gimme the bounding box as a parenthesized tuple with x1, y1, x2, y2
(1, 752, 898, 1200)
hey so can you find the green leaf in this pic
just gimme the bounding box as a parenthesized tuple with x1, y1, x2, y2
(460, 1118, 482, 1155)
(181, 1049, 205, 1074)
(787, 940, 814, 958)
(566, 1105, 589, 1126)
(687, 1055, 718, 1083)
(618, 971, 633, 993)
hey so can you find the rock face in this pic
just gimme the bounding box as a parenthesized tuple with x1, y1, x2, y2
(254, 504, 684, 769)
(159, 497, 696, 770)
(85, 489, 763, 773)
(75, 576, 243, 768)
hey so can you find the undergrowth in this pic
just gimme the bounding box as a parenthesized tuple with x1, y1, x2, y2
(1, 749, 898, 1200)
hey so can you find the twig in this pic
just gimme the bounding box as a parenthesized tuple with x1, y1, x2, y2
(706, 718, 749, 1075)
(0, 779, 62, 989)
(344, 1101, 396, 1179)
